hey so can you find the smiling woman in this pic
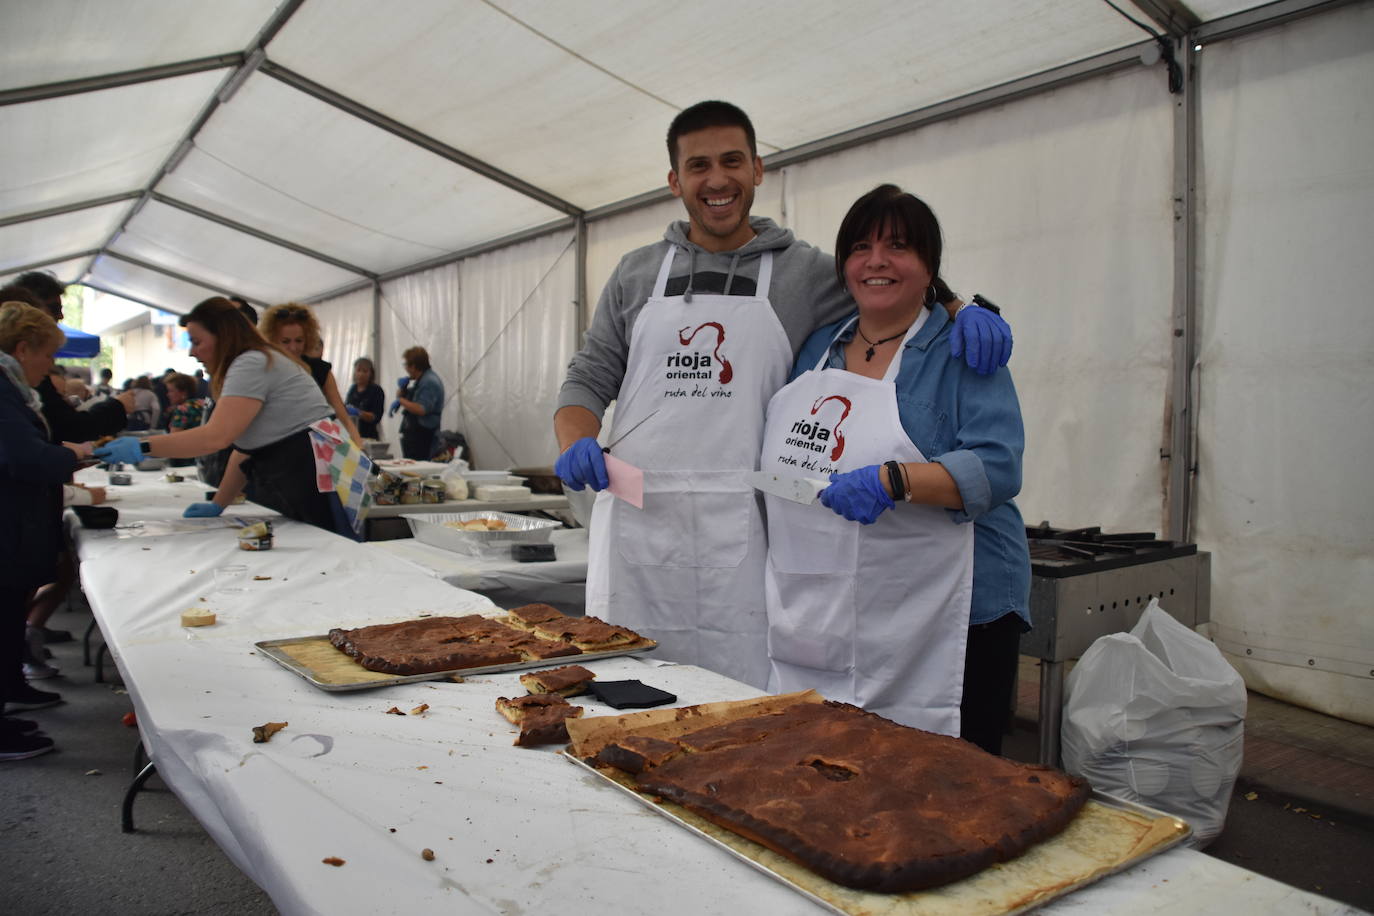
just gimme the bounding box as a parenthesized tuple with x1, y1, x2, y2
(758, 184, 1032, 755)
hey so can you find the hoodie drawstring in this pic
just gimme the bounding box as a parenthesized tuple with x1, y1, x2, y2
(723, 253, 740, 296)
(683, 247, 697, 303)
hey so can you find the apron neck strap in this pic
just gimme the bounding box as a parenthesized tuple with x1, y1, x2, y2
(652, 246, 677, 299)
(755, 250, 774, 299)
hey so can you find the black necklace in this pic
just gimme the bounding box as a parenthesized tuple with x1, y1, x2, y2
(856, 324, 908, 361)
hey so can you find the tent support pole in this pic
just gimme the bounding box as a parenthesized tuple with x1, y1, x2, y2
(574, 216, 588, 343)
(1166, 37, 1200, 544)
(372, 280, 383, 365)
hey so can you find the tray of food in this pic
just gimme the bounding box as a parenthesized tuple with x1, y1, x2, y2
(401, 511, 558, 556)
(564, 692, 1190, 916)
(255, 604, 656, 692)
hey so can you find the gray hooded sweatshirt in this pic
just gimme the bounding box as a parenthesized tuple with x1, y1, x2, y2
(558, 217, 853, 417)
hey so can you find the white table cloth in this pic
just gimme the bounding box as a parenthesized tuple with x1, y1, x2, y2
(369, 528, 589, 614)
(68, 469, 1358, 916)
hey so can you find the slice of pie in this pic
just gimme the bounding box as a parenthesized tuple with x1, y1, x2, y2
(532, 615, 638, 651)
(495, 693, 584, 746)
(519, 664, 596, 697)
(505, 603, 566, 631)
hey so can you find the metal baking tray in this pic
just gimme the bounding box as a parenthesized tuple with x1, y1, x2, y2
(401, 511, 559, 557)
(565, 754, 1191, 916)
(256, 633, 656, 692)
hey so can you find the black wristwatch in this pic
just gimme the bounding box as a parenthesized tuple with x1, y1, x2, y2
(970, 293, 1001, 315)
(140, 440, 152, 454)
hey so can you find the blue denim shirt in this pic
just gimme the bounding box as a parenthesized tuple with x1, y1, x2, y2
(792, 308, 1031, 626)
(408, 369, 445, 431)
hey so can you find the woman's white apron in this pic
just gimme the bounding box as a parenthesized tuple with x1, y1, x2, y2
(758, 313, 973, 733)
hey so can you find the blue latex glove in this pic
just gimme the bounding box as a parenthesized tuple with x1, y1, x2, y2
(345, 404, 361, 417)
(397, 376, 410, 392)
(388, 399, 401, 417)
(94, 436, 143, 466)
(183, 502, 223, 518)
(554, 437, 609, 492)
(950, 304, 1012, 376)
(819, 465, 895, 525)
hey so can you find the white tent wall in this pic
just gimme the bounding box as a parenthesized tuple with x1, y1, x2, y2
(1195, 4, 1374, 725)
(454, 229, 578, 469)
(775, 65, 1176, 536)
(372, 230, 578, 467)
(378, 264, 462, 451)
(311, 286, 375, 395)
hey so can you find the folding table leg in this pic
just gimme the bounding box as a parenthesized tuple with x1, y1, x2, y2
(121, 760, 158, 833)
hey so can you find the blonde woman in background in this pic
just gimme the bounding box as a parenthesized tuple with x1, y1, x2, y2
(258, 303, 361, 444)
(0, 302, 97, 754)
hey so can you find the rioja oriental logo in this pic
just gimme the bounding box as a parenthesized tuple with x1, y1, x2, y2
(668, 322, 733, 384)
(785, 395, 851, 460)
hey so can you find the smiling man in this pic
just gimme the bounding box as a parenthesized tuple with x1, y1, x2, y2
(553, 101, 1010, 688)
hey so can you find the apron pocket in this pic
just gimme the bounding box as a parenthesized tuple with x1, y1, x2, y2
(766, 502, 857, 576)
(616, 470, 753, 569)
(766, 564, 855, 672)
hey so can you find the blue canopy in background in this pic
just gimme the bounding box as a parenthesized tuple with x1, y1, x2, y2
(56, 323, 100, 358)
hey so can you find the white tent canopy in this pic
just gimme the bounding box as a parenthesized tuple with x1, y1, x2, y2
(2, 0, 1370, 723)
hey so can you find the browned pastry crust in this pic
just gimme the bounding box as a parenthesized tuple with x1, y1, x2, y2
(533, 615, 637, 651)
(495, 694, 583, 746)
(618, 701, 1090, 893)
(496, 693, 570, 723)
(329, 615, 582, 674)
(594, 734, 683, 774)
(519, 664, 596, 697)
(505, 603, 566, 630)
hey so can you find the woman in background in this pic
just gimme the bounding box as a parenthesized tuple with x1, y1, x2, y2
(95, 298, 350, 535)
(258, 303, 362, 444)
(344, 356, 385, 440)
(163, 372, 207, 432)
(0, 302, 94, 755)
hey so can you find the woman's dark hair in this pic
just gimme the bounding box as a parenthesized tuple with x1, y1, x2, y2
(352, 356, 376, 387)
(834, 184, 949, 305)
(667, 100, 757, 171)
(179, 297, 290, 399)
(402, 346, 431, 373)
(228, 295, 258, 326)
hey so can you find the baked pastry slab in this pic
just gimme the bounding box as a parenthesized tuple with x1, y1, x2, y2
(567, 693, 1187, 912)
(262, 613, 654, 689)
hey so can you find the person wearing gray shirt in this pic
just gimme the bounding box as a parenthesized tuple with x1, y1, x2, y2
(95, 298, 345, 535)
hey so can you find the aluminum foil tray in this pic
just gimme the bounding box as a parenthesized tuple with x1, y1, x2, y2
(401, 511, 560, 557)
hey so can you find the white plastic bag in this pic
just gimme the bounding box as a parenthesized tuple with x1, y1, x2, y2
(439, 460, 470, 499)
(1061, 599, 1246, 846)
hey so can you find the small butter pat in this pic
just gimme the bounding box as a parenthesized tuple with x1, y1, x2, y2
(181, 608, 217, 627)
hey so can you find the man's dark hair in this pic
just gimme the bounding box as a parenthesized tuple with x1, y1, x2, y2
(15, 270, 66, 304)
(0, 283, 44, 309)
(667, 100, 757, 171)
(100, 368, 112, 380)
(833, 184, 949, 305)
(228, 295, 258, 326)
